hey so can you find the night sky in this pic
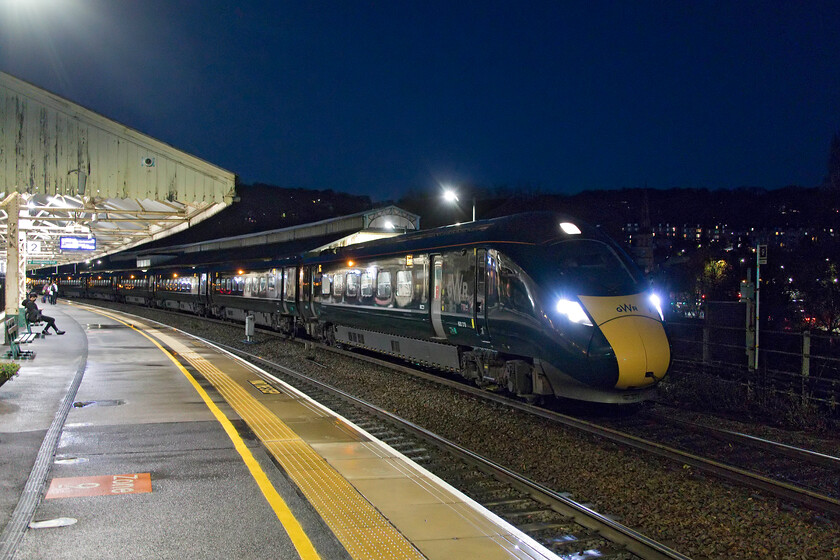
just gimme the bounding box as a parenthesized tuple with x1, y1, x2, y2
(2, 1, 839, 201)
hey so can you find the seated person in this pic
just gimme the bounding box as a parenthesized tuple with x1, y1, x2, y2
(22, 291, 65, 335)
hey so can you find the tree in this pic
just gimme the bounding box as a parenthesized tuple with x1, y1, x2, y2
(801, 263, 840, 332)
(698, 257, 733, 301)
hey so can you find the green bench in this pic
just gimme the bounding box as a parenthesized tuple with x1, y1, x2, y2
(24, 314, 44, 336)
(3, 317, 36, 360)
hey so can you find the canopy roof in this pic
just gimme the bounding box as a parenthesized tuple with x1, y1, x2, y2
(0, 71, 236, 269)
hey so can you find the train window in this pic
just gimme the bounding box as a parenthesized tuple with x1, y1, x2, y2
(268, 273, 277, 298)
(546, 240, 643, 296)
(259, 276, 267, 297)
(414, 255, 429, 306)
(301, 268, 312, 302)
(284, 268, 296, 302)
(376, 271, 392, 302)
(499, 260, 536, 318)
(441, 251, 475, 315)
(395, 271, 412, 307)
(333, 273, 345, 297)
(321, 273, 331, 296)
(346, 273, 359, 298)
(360, 271, 374, 297)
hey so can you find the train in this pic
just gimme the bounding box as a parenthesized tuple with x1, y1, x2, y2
(48, 212, 671, 404)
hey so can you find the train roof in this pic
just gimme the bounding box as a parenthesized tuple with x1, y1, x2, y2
(305, 212, 610, 262)
(137, 231, 348, 271)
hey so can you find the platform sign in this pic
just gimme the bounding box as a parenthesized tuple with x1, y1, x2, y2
(45, 473, 152, 499)
(60, 236, 96, 251)
(757, 244, 768, 265)
(28, 259, 58, 265)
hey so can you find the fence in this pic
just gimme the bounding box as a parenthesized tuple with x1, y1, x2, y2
(666, 304, 840, 412)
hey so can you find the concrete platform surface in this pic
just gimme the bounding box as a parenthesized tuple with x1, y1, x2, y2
(0, 301, 558, 560)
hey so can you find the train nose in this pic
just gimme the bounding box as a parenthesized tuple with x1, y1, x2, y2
(578, 294, 671, 389)
(597, 316, 670, 389)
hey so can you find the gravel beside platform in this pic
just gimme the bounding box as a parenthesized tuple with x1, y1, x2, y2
(79, 302, 840, 559)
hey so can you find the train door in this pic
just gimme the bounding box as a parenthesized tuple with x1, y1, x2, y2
(199, 272, 209, 312)
(311, 266, 322, 318)
(430, 255, 446, 339)
(299, 266, 314, 320)
(475, 249, 491, 342)
(282, 266, 297, 315)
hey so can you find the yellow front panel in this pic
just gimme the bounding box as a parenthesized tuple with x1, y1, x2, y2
(597, 316, 669, 388)
(578, 293, 670, 389)
(634, 316, 671, 380)
(578, 293, 660, 325)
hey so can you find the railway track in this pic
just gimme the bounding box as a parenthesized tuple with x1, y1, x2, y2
(299, 333, 840, 519)
(210, 338, 691, 560)
(289, 329, 840, 518)
(75, 301, 840, 520)
(598, 410, 840, 514)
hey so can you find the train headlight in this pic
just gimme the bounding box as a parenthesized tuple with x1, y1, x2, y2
(649, 293, 665, 321)
(556, 299, 593, 326)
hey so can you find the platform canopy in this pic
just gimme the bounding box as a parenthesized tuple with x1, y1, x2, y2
(0, 71, 236, 313)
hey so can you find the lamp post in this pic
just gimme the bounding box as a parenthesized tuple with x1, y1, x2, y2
(442, 188, 476, 222)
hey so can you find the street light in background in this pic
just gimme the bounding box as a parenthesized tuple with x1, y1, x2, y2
(442, 187, 476, 222)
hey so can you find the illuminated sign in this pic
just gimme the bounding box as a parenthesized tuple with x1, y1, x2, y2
(60, 237, 96, 251)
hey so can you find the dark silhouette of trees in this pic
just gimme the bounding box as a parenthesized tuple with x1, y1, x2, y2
(801, 263, 840, 332)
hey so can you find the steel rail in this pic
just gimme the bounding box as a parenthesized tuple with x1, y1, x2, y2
(302, 342, 840, 517)
(211, 341, 692, 560)
(647, 412, 840, 469)
(74, 301, 840, 518)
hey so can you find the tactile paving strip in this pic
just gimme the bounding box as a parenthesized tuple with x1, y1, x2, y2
(153, 330, 424, 560)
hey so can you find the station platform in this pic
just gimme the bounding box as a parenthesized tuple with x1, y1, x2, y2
(0, 301, 557, 560)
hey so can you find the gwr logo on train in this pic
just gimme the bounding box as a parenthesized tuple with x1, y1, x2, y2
(616, 303, 639, 313)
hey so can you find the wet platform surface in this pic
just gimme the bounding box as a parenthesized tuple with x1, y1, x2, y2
(0, 301, 556, 559)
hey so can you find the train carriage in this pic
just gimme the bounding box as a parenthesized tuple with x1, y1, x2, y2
(152, 270, 206, 314)
(115, 270, 154, 306)
(304, 212, 671, 403)
(87, 274, 117, 301)
(56, 212, 671, 404)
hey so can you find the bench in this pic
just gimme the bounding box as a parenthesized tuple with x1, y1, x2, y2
(25, 315, 44, 335)
(3, 317, 36, 360)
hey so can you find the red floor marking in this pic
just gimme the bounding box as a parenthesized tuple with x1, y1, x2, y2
(46, 473, 152, 499)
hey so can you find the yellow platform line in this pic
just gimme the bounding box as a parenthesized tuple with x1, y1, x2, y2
(152, 330, 425, 560)
(81, 311, 321, 560)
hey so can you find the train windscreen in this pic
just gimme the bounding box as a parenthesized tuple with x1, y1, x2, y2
(546, 240, 644, 296)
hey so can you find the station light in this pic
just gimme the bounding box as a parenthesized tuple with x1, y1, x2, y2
(560, 222, 581, 235)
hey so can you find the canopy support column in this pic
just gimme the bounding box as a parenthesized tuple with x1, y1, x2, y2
(3, 192, 24, 317)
